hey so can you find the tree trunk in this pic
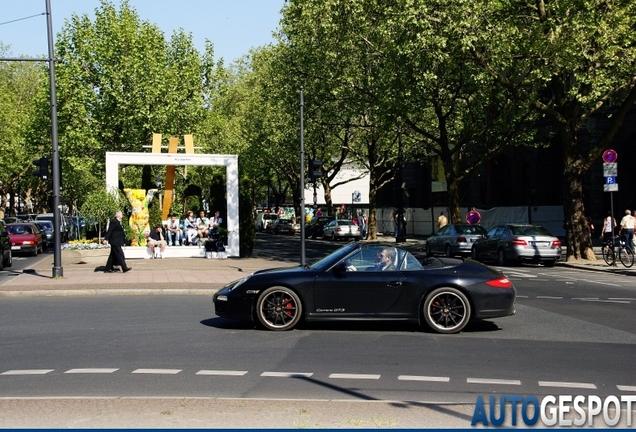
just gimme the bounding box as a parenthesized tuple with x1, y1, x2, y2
(562, 130, 595, 261)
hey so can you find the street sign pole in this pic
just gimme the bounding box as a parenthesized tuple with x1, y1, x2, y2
(602, 150, 618, 252)
(299, 87, 305, 267)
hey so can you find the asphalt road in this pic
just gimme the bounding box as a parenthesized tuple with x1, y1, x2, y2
(1, 234, 635, 427)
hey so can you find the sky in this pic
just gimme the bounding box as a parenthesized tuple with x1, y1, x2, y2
(0, 0, 285, 63)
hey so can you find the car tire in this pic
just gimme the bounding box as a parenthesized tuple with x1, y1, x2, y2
(471, 246, 479, 261)
(0, 253, 3, 271)
(256, 286, 302, 331)
(445, 245, 452, 258)
(331, 233, 336, 241)
(423, 287, 471, 334)
(5, 250, 12, 268)
(497, 248, 507, 266)
(426, 243, 433, 257)
(543, 259, 556, 267)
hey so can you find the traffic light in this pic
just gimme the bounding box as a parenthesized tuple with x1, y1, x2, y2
(32, 157, 49, 180)
(309, 159, 323, 182)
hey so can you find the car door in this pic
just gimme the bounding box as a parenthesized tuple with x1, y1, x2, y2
(312, 249, 406, 316)
(483, 226, 505, 260)
(431, 225, 450, 254)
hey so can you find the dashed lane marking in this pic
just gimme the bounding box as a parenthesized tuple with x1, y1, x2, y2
(329, 373, 381, 380)
(579, 299, 631, 304)
(131, 369, 181, 374)
(398, 375, 449, 382)
(467, 378, 521, 386)
(196, 370, 248, 376)
(1, 370, 53, 375)
(537, 296, 563, 299)
(617, 385, 636, 391)
(65, 368, 118, 374)
(261, 372, 313, 378)
(609, 298, 636, 301)
(539, 381, 597, 389)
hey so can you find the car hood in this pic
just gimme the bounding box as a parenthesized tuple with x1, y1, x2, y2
(252, 266, 306, 275)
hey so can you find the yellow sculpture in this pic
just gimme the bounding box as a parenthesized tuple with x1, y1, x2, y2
(124, 188, 157, 246)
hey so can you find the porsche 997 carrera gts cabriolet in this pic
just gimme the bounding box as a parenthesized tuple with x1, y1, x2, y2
(213, 242, 516, 334)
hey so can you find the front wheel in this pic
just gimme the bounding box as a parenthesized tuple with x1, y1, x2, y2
(471, 247, 479, 261)
(602, 245, 615, 266)
(423, 287, 471, 334)
(619, 247, 634, 268)
(497, 248, 507, 266)
(256, 287, 302, 331)
(445, 245, 452, 258)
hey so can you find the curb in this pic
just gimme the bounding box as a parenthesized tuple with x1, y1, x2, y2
(0, 289, 219, 297)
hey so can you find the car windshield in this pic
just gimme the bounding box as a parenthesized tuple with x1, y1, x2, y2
(8, 225, 32, 235)
(37, 221, 53, 230)
(309, 242, 360, 271)
(510, 225, 553, 236)
(455, 225, 487, 235)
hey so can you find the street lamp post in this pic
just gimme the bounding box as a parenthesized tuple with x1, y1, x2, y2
(396, 133, 406, 242)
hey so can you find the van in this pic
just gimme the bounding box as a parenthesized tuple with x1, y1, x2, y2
(255, 212, 278, 232)
(35, 213, 69, 242)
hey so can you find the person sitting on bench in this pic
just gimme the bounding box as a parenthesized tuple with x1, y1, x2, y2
(147, 224, 167, 258)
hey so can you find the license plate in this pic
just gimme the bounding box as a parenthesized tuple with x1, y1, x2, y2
(530, 241, 549, 247)
(11, 246, 20, 250)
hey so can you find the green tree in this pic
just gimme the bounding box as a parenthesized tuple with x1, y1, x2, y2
(80, 188, 125, 240)
(466, 0, 636, 260)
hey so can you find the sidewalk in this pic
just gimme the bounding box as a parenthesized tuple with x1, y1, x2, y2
(0, 243, 633, 297)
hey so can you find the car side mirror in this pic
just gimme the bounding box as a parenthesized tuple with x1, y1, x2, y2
(333, 261, 347, 274)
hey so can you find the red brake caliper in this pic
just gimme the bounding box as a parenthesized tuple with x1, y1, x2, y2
(283, 297, 294, 317)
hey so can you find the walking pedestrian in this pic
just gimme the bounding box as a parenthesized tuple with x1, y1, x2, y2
(102, 210, 131, 273)
(437, 211, 448, 231)
(602, 211, 617, 242)
(619, 209, 635, 251)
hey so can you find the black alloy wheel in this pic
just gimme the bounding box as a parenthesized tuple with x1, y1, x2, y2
(445, 245, 452, 257)
(471, 246, 479, 261)
(497, 248, 507, 266)
(256, 287, 302, 331)
(423, 287, 471, 334)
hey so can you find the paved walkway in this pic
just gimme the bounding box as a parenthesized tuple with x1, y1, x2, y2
(0, 243, 633, 297)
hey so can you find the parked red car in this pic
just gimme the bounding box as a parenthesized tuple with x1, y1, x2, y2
(6, 223, 44, 256)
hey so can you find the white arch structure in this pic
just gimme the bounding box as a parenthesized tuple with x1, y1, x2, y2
(105, 152, 239, 257)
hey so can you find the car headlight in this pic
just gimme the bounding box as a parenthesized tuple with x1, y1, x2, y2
(227, 276, 250, 292)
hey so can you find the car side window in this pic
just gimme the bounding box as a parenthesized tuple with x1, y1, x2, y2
(438, 226, 449, 235)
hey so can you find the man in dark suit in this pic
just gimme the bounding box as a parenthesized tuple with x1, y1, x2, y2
(102, 210, 131, 273)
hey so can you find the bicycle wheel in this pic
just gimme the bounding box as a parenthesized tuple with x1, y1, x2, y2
(619, 246, 634, 268)
(602, 245, 615, 266)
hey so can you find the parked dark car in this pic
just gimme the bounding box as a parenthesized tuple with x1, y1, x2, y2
(268, 218, 299, 235)
(0, 221, 13, 270)
(33, 220, 54, 248)
(426, 224, 488, 257)
(6, 222, 44, 256)
(305, 216, 335, 239)
(213, 242, 516, 334)
(471, 224, 562, 267)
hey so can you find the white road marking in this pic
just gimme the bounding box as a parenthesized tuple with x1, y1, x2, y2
(131, 369, 181, 374)
(329, 373, 381, 380)
(579, 299, 630, 304)
(608, 298, 636, 301)
(537, 296, 563, 299)
(572, 297, 599, 300)
(261, 372, 313, 378)
(539, 381, 596, 389)
(1, 369, 53, 375)
(617, 385, 636, 391)
(467, 378, 521, 386)
(398, 375, 449, 382)
(516, 295, 529, 298)
(196, 370, 248, 376)
(65, 368, 118, 374)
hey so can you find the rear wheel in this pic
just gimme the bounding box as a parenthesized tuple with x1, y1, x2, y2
(543, 259, 556, 267)
(423, 287, 471, 334)
(5, 250, 12, 268)
(602, 245, 615, 265)
(331, 233, 336, 241)
(426, 243, 433, 257)
(445, 245, 452, 258)
(619, 246, 634, 268)
(256, 286, 302, 331)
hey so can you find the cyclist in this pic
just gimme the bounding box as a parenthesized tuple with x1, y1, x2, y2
(602, 211, 617, 242)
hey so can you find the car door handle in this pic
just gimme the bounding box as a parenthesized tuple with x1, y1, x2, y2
(387, 281, 403, 287)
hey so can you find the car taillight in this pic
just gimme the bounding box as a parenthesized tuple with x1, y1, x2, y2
(457, 236, 467, 242)
(510, 239, 528, 246)
(337, 227, 343, 232)
(485, 277, 513, 288)
(552, 240, 561, 247)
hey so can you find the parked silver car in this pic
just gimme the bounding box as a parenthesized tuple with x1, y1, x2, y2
(426, 224, 488, 257)
(322, 219, 360, 241)
(471, 224, 562, 267)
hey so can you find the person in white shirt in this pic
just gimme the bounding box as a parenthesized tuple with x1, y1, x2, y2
(208, 210, 223, 238)
(619, 209, 635, 251)
(166, 214, 182, 246)
(603, 211, 617, 242)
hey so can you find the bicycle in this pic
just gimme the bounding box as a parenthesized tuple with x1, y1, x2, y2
(601, 235, 634, 268)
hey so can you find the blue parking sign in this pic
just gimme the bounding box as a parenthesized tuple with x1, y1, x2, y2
(606, 176, 616, 184)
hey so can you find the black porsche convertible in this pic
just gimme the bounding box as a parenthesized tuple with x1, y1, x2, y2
(213, 242, 516, 334)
